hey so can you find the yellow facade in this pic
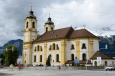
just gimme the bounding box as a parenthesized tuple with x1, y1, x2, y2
(76, 39, 80, 59)
(22, 9, 99, 66)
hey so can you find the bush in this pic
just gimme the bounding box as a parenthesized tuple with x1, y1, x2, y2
(38, 64, 43, 66)
(72, 62, 74, 66)
(80, 64, 85, 66)
(76, 63, 80, 66)
(46, 55, 51, 66)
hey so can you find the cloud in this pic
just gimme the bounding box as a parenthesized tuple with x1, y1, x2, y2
(0, 0, 115, 46)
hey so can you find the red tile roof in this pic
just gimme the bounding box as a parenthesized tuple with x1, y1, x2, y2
(34, 27, 73, 41)
(34, 27, 98, 42)
(70, 29, 98, 38)
(90, 51, 114, 59)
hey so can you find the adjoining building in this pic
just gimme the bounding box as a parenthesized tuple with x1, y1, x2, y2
(22, 8, 115, 66)
(90, 51, 115, 66)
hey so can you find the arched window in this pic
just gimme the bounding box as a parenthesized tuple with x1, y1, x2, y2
(40, 46, 42, 51)
(49, 45, 51, 50)
(46, 27, 48, 32)
(82, 53, 86, 61)
(56, 54, 59, 62)
(105, 61, 107, 66)
(56, 44, 59, 50)
(41, 47, 43, 51)
(71, 44, 74, 50)
(32, 22, 35, 28)
(26, 22, 28, 28)
(25, 61, 26, 64)
(94, 61, 97, 66)
(25, 53, 26, 56)
(49, 54, 51, 58)
(37, 45, 39, 51)
(82, 43, 86, 49)
(34, 55, 36, 62)
(51, 27, 53, 30)
(40, 55, 42, 62)
(71, 54, 74, 61)
(53, 43, 55, 50)
(34, 47, 36, 52)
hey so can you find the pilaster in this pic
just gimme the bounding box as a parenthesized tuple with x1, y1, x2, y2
(89, 39, 94, 58)
(44, 42, 47, 64)
(76, 39, 80, 59)
(61, 39, 66, 65)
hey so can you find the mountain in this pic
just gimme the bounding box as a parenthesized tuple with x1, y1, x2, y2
(0, 35, 115, 57)
(99, 35, 115, 57)
(0, 39, 23, 55)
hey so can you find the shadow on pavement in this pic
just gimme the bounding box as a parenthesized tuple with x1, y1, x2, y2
(0, 73, 14, 76)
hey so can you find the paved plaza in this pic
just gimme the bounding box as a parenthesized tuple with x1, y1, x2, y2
(0, 67, 115, 76)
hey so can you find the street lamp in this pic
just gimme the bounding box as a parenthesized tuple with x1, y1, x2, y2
(6, 47, 14, 51)
(0, 58, 2, 66)
(5, 47, 14, 65)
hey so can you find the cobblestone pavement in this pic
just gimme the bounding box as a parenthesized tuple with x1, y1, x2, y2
(0, 68, 115, 76)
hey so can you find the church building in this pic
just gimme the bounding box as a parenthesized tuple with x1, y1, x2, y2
(22, 8, 101, 66)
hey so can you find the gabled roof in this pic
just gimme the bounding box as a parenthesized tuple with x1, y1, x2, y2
(34, 27, 99, 42)
(90, 51, 114, 59)
(70, 29, 98, 38)
(34, 27, 74, 42)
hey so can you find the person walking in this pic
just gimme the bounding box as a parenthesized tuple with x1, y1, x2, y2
(62, 64, 65, 70)
(45, 65, 48, 70)
(18, 65, 21, 70)
(58, 61, 61, 70)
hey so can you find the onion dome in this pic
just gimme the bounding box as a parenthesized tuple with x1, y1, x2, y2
(26, 6, 36, 19)
(45, 17, 54, 24)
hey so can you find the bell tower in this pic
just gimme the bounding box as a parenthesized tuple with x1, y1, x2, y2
(44, 13, 54, 33)
(23, 7, 38, 42)
(22, 7, 38, 65)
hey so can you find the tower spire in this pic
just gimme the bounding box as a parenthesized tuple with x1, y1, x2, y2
(31, 6, 32, 11)
(29, 6, 34, 15)
(49, 11, 50, 18)
(26, 6, 36, 19)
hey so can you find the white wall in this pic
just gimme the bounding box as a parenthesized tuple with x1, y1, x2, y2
(47, 41, 61, 63)
(93, 40, 99, 53)
(66, 40, 76, 61)
(79, 40, 89, 60)
(32, 41, 61, 66)
(92, 59, 115, 66)
(31, 38, 99, 66)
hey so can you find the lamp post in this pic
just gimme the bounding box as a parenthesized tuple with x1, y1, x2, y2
(0, 58, 2, 66)
(5, 47, 14, 65)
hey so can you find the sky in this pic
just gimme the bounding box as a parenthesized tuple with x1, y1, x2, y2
(0, 0, 115, 46)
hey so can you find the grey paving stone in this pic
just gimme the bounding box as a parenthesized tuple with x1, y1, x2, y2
(0, 68, 115, 76)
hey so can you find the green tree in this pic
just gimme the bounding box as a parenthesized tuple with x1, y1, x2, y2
(46, 55, 51, 66)
(3, 45, 19, 66)
(0, 54, 5, 65)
